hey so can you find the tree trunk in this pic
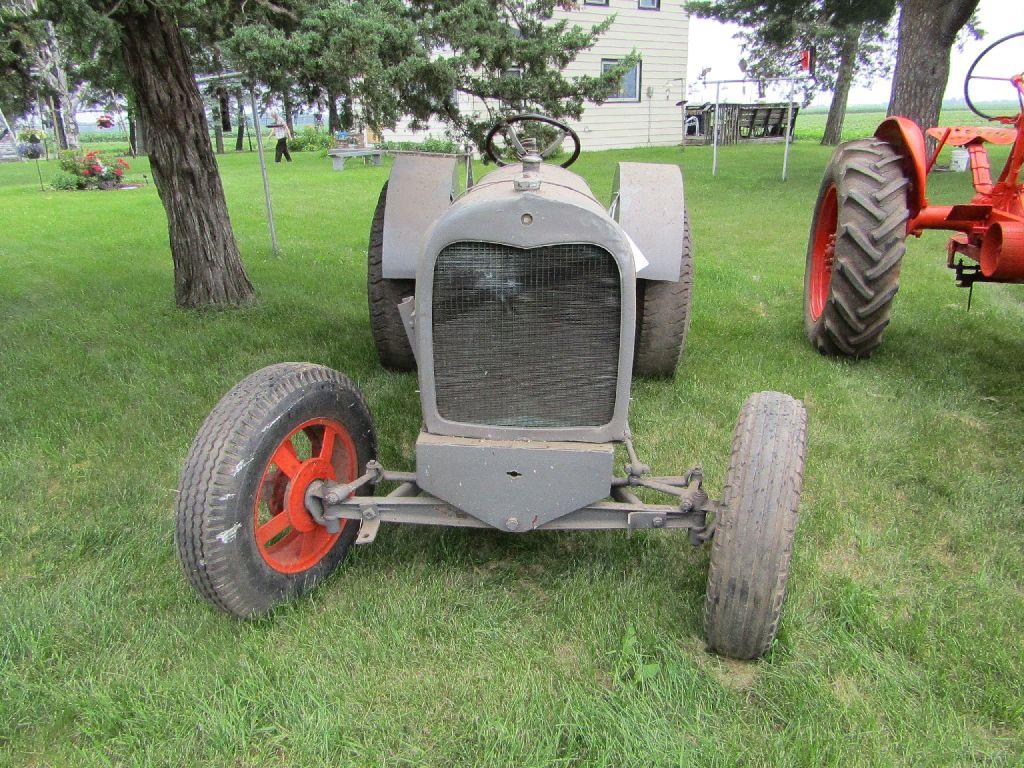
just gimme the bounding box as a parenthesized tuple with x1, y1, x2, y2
(128, 112, 137, 156)
(212, 104, 225, 154)
(135, 106, 149, 154)
(340, 95, 355, 131)
(327, 90, 341, 132)
(235, 89, 246, 151)
(117, 3, 253, 309)
(888, 0, 979, 148)
(35, 21, 79, 148)
(822, 27, 860, 145)
(283, 93, 294, 133)
(50, 96, 68, 150)
(217, 87, 232, 132)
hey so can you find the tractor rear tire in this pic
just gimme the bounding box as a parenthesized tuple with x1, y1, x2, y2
(175, 363, 377, 618)
(704, 391, 807, 660)
(634, 210, 694, 377)
(804, 138, 909, 357)
(368, 182, 416, 371)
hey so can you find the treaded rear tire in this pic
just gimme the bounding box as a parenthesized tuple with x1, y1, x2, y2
(704, 391, 807, 660)
(368, 182, 416, 371)
(175, 363, 377, 618)
(633, 210, 694, 377)
(804, 138, 909, 357)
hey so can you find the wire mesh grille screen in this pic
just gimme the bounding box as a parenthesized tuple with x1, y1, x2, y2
(432, 241, 621, 428)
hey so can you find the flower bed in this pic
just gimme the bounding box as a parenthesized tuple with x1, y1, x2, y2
(53, 149, 131, 190)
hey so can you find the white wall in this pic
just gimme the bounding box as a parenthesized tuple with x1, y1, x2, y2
(380, 0, 690, 151)
(555, 0, 689, 150)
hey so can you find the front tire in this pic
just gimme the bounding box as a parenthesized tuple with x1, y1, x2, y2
(175, 363, 377, 618)
(804, 138, 909, 357)
(633, 211, 694, 377)
(368, 182, 416, 371)
(704, 391, 807, 659)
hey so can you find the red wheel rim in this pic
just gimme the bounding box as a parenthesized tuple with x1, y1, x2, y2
(253, 418, 358, 574)
(809, 184, 839, 322)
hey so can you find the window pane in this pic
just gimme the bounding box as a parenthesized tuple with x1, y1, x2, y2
(602, 59, 640, 101)
(638, 0, 660, 8)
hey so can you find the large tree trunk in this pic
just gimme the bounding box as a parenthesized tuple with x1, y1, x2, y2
(888, 0, 979, 146)
(117, 3, 253, 309)
(135, 106, 149, 154)
(822, 27, 860, 145)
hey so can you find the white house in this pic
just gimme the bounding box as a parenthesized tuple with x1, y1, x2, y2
(380, 0, 690, 151)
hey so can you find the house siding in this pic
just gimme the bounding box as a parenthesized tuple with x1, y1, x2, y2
(380, 0, 689, 151)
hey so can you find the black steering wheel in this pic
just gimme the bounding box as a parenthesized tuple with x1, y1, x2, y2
(964, 31, 1024, 122)
(484, 113, 581, 168)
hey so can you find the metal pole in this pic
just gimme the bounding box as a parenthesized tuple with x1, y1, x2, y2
(712, 81, 721, 177)
(249, 88, 279, 255)
(782, 80, 794, 181)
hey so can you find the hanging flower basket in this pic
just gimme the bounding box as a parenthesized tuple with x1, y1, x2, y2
(17, 141, 45, 160)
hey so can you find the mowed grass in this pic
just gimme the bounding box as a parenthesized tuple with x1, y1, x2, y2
(1, 115, 1022, 766)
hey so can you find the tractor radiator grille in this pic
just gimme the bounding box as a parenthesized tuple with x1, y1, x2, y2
(431, 241, 621, 428)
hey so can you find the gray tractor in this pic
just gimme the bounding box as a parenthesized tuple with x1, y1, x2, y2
(175, 114, 808, 660)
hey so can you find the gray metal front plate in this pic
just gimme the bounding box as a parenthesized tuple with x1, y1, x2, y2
(383, 155, 458, 279)
(612, 162, 685, 281)
(415, 432, 614, 531)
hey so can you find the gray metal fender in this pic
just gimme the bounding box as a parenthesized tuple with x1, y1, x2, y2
(611, 162, 686, 282)
(382, 154, 459, 279)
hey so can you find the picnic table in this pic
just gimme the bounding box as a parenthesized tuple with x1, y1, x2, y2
(327, 147, 384, 171)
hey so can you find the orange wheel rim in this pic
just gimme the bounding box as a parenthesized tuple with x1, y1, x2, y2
(809, 184, 838, 322)
(253, 418, 358, 573)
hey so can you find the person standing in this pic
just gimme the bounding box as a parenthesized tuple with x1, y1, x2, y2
(269, 112, 292, 163)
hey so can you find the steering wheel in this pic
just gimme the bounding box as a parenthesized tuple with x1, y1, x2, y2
(484, 113, 581, 168)
(964, 31, 1024, 122)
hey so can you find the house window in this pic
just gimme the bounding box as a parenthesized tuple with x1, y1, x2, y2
(638, 0, 660, 8)
(601, 59, 641, 102)
(584, 0, 610, 5)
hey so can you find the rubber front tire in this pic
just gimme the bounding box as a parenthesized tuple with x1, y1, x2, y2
(175, 363, 377, 618)
(633, 210, 694, 377)
(704, 391, 808, 660)
(368, 182, 416, 371)
(804, 138, 909, 357)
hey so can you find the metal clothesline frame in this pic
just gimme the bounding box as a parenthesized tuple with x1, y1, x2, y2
(700, 76, 811, 181)
(196, 71, 280, 254)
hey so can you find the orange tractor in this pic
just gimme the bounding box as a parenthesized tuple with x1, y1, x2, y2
(803, 32, 1024, 357)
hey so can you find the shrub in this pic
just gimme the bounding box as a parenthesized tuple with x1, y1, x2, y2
(51, 171, 86, 191)
(287, 126, 334, 153)
(379, 136, 461, 154)
(57, 149, 131, 189)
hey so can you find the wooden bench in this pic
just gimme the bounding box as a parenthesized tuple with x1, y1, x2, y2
(327, 148, 384, 171)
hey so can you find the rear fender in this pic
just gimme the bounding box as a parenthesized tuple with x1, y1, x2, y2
(611, 162, 685, 281)
(383, 155, 459, 279)
(874, 117, 928, 219)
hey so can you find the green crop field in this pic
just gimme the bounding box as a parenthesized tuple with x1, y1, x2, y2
(1, 114, 1022, 766)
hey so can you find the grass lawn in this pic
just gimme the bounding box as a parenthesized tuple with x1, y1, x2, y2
(1, 119, 1022, 766)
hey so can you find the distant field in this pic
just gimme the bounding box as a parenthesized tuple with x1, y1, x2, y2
(794, 102, 1018, 143)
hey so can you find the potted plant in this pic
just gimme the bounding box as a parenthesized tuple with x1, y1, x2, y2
(16, 128, 46, 159)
